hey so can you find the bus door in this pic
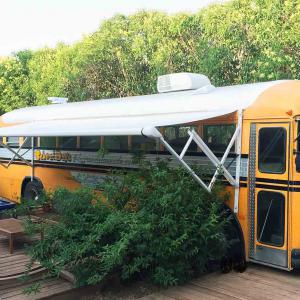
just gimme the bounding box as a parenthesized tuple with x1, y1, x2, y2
(248, 123, 289, 268)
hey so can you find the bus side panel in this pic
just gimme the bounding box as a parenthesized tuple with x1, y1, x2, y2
(0, 164, 32, 202)
(34, 166, 82, 193)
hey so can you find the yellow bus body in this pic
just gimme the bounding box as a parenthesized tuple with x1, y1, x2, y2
(0, 80, 300, 270)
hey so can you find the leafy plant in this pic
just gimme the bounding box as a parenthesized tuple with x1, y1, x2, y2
(24, 161, 229, 287)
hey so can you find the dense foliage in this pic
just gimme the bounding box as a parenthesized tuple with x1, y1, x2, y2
(24, 162, 228, 287)
(0, 0, 299, 113)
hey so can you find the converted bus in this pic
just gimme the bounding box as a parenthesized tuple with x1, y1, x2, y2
(0, 73, 299, 271)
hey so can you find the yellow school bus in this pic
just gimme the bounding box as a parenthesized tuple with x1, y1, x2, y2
(0, 73, 299, 271)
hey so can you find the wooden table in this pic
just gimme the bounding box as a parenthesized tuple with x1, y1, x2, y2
(0, 218, 24, 254)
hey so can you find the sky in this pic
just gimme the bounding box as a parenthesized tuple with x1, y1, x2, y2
(0, 0, 224, 56)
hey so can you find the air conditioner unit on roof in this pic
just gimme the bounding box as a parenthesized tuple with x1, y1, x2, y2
(157, 72, 211, 93)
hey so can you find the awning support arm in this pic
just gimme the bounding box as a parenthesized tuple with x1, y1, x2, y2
(159, 136, 211, 193)
(208, 125, 241, 191)
(233, 110, 243, 213)
(154, 110, 243, 209)
(7, 137, 29, 167)
(188, 130, 237, 187)
(0, 140, 33, 167)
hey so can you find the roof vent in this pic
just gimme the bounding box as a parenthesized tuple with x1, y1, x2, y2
(48, 97, 68, 104)
(157, 72, 211, 93)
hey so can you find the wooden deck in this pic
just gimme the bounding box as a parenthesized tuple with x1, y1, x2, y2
(2, 226, 300, 299)
(0, 233, 74, 299)
(141, 264, 300, 300)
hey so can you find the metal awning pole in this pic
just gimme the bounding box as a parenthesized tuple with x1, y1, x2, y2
(188, 130, 237, 187)
(0, 141, 32, 167)
(31, 137, 34, 181)
(159, 136, 211, 193)
(7, 137, 29, 167)
(208, 125, 241, 190)
(234, 110, 243, 213)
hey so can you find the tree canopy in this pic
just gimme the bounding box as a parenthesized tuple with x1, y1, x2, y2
(0, 0, 299, 113)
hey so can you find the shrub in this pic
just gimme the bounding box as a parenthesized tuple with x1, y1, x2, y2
(25, 161, 229, 287)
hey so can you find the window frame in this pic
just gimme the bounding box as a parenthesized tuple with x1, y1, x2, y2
(256, 190, 285, 247)
(258, 127, 287, 174)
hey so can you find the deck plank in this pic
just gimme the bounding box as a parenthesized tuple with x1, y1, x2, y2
(0, 232, 74, 300)
(144, 264, 300, 300)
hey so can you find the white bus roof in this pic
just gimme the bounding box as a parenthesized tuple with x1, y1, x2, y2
(0, 80, 283, 137)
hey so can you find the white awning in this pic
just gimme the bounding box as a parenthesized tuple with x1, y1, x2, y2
(0, 80, 282, 137)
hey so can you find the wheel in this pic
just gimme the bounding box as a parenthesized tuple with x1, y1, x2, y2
(233, 259, 247, 273)
(221, 205, 247, 273)
(221, 256, 233, 273)
(23, 181, 43, 201)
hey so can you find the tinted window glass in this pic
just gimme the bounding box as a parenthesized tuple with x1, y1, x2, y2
(258, 127, 286, 174)
(6, 137, 19, 147)
(104, 136, 128, 151)
(131, 136, 157, 152)
(203, 124, 235, 152)
(59, 137, 77, 149)
(80, 136, 100, 150)
(164, 125, 197, 153)
(257, 191, 285, 247)
(40, 137, 56, 148)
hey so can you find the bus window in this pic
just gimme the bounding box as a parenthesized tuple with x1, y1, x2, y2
(203, 124, 235, 153)
(131, 136, 157, 152)
(104, 136, 128, 151)
(22, 137, 37, 148)
(40, 137, 56, 148)
(258, 127, 286, 174)
(80, 136, 101, 150)
(164, 125, 198, 153)
(58, 137, 77, 149)
(296, 122, 300, 172)
(6, 137, 19, 147)
(257, 191, 285, 247)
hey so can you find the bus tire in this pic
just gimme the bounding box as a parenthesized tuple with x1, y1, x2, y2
(222, 204, 247, 273)
(221, 256, 233, 273)
(23, 180, 43, 201)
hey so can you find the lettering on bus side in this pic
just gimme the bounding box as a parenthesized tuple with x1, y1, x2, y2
(35, 150, 72, 162)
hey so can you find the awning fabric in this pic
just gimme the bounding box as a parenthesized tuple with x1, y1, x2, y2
(0, 81, 281, 137)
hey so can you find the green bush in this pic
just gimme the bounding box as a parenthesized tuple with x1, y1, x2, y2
(25, 161, 228, 287)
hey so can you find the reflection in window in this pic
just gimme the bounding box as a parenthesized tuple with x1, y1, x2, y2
(58, 137, 77, 149)
(257, 191, 285, 247)
(40, 137, 56, 148)
(258, 127, 286, 174)
(131, 136, 157, 152)
(6, 137, 19, 147)
(104, 136, 128, 151)
(203, 124, 235, 152)
(80, 136, 100, 150)
(164, 125, 198, 153)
